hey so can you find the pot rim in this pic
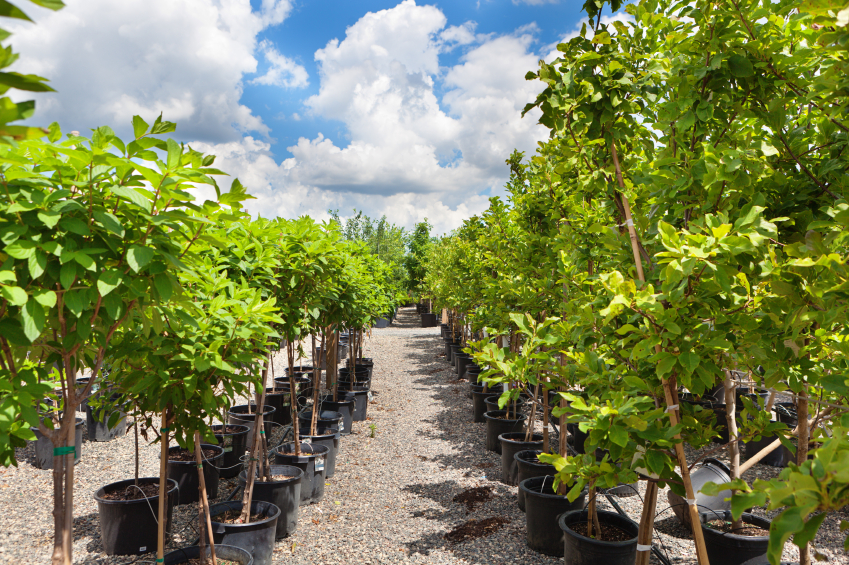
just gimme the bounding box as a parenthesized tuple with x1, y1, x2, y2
(211, 423, 251, 436)
(209, 500, 281, 529)
(700, 511, 771, 540)
(483, 410, 527, 422)
(93, 476, 179, 505)
(238, 464, 304, 486)
(167, 443, 223, 464)
(559, 509, 639, 546)
(273, 442, 330, 460)
(228, 404, 275, 415)
(519, 475, 585, 500)
(499, 432, 543, 444)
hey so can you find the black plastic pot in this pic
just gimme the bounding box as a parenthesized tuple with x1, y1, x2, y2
(94, 477, 178, 555)
(447, 341, 459, 363)
(472, 388, 500, 423)
(374, 316, 391, 329)
(484, 410, 526, 453)
(263, 387, 293, 426)
(455, 353, 472, 377)
(300, 431, 340, 477)
(32, 416, 84, 469)
(85, 393, 127, 442)
(228, 404, 276, 447)
(744, 423, 794, 468)
(515, 450, 557, 512)
(273, 443, 329, 505)
(669, 457, 732, 527)
(167, 444, 223, 505)
(337, 386, 369, 421)
(298, 410, 343, 436)
(164, 544, 253, 565)
(212, 424, 250, 479)
(273, 375, 311, 408)
(238, 465, 302, 539)
(567, 422, 590, 454)
(347, 358, 374, 379)
(700, 511, 771, 565)
(485, 395, 526, 415)
(421, 312, 438, 327)
(284, 366, 315, 398)
(559, 509, 639, 565)
(318, 396, 354, 435)
(499, 433, 543, 486)
(209, 500, 280, 565)
(520, 476, 587, 556)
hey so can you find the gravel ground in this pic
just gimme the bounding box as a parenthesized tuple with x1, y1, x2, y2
(1, 306, 847, 564)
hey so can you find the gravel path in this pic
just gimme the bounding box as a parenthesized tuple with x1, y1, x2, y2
(1, 306, 847, 564)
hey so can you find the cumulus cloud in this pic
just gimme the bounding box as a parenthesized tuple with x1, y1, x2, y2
(8, 0, 294, 142)
(251, 39, 309, 88)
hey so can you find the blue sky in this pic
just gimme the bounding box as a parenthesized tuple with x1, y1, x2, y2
(242, 0, 587, 160)
(11, 0, 610, 232)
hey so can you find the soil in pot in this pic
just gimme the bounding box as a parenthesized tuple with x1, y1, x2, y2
(227, 404, 276, 447)
(700, 511, 771, 565)
(94, 477, 178, 555)
(212, 424, 250, 479)
(209, 500, 280, 565)
(483, 410, 526, 453)
(515, 450, 557, 512)
(167, 444, 223, 505)
(499, 433, 543, 486)
(163, 544, 253, 565)
(238, 465, 302, 539)
(559, 509, 639, 565)
(520, 476, 587, 556)
(273, 443, 329, 506)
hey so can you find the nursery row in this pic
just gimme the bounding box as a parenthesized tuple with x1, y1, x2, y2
(417, 2, 849, 565)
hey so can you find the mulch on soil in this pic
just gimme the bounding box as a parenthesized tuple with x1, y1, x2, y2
(566, 521, 634, 542)
(444, 517, 509, 543)
(99, 482, 160, 501)
(169, 448, 218, 462)
(452, 486, 493, 511)
(707, 519, 770, 537)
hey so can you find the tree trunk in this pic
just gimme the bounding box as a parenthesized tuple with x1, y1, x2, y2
(240, 355, 270, 523)
(797, 387, 811, 565)
(635, 481, 659, 565)
(287, 341, 301, 456)
(156, 409, 170, 564)
(194, 431, 217, 565)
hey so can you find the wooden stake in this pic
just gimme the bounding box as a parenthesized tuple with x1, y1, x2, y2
(240, 355, 270, 523)
(635, 481, 659, 565)
(797, 387, 811, 565)
(287, 341, 301, 456)
(194, 431, 217, 565)
(612, 141, 710, 565)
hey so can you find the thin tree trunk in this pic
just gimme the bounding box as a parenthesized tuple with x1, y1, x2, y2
(61, 380, 76, 565)
(156, 409, 170, 565)
(287, 341, 301, 456)
(328, 327, 338, 402)
(240, 355, 270, 523)
(134, 420, 139, 486)
(587, 484, 597, 538)
(635, 481, 659, 565)
(797, 387, 810, 565)
(194, 431, 217, 565)
(542, 376, 550, 453)
(724, 370, 742, 530)
(310, 332, 325, 436)
(525, 382, 539, 442)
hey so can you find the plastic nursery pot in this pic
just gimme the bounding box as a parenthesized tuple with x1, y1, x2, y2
(515, 450, 557, 512)
(483, 410, 527, 453)
(336, 386, 370, 422)
(499, 433, 543, 486)
(300, 431, 341, 477)
(700, 511, 771, 565)
(449, 345, 463, 369)
(85, 393, 127, 442)
(668, 457, 732, 528)
(94, 477, 178, 555)
(273, 442, 329, 506)
(559, 509, 639, 565)
(455, 353, 472, 377)
(166, 444, 223, 505)
(31, 416, 84, 469)
(228, 404, 276, 447)
(274, 375, 312, 408)
(744, 422, 795, 468)
(374, 316, 391, 329)
(298, 409, 343, 437)
(471, 386, 503, 423)
(318, 396, 354, 435)
(263, 387, 293, 427)
(484, 395, 527, 415)
(339, 367, 370, 385)
(347, 358, 374, 380)
(520, 476, 587, 557)
(567, 422, 590, 454)
(212, 424, 251, 479)
(163, 544, 253, 565)
(446, 341, 459, 363)
(421, 312, 438, 327)
(209, 500, 280, 565)
(238, 465, 303, 539)
(285, 366, 315, 398)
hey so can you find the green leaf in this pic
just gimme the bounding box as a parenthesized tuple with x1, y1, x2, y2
(0, 285, 27, 306)
(20, 300, 45, 342)
(126, 246, 155, 273)
(32, 289, 56, 308)
(108, 185, 152, 212)
(0, 1, 33, 21)
(656, 353, 677, 377)
(793, 512, 827, 549)
(37, 210, 61, 228)
(93, 210, 124, 237)
(166, 138, 181, 170)
(132, 115, 149, 139)
(154, 273, 172, 301)
(609, 425, 628, 447)
(63, 290, 85, 317)
(646, 450, 665, 475)
(0, 72, 54, 92)
(97, 269, 122, 297)
(728, 54, 753, 78)
(59, 217, 90, 236)
(59, 262, 76, 289)
(5, 240, 36, 259)
(27, 250, 46, 279)
(730, 490, 766, 520)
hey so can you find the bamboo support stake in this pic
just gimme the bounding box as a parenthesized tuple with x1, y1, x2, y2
(287, 341, 301, 456)
(542, 376, 550, 453)
(635, 481, 659, 565)
(194, 431, 217, 565)
(611, 141, 710, 565)
(240, 356, 270, 523)
(310, 331, 326, 436)
(797, 387, 811, 565)
(157, 410, 170, 564)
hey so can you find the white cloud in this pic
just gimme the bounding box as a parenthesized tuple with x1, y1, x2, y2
(439, 22, 478, 48)
(251, 39, 309, 88)
(8, 0, 294, 142)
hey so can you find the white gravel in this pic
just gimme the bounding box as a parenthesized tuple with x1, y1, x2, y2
(2, 306, 847, 564)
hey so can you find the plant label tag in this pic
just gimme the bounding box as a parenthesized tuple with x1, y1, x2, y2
(339, 421, 344, 432)
(315, 457, 325, 471)
(223, 447, 233, 453)
(367, 391, 374, 401)
(139, 546, 146, 552)
(302, 437, 311, 444)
